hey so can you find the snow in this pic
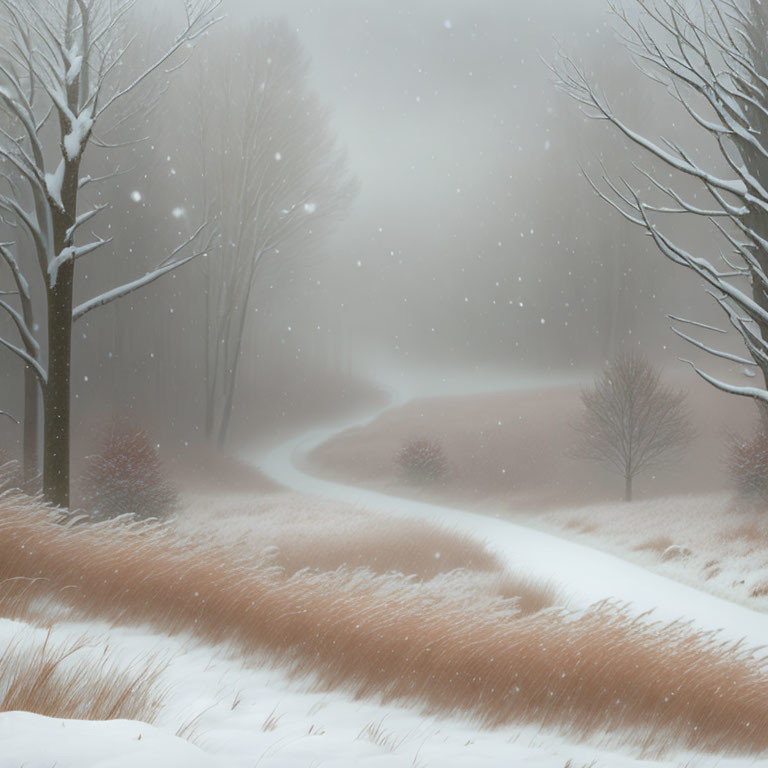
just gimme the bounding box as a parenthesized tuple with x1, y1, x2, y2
(253, 380, 768, 646)
(0, 615, 747, 768)
(6, 375, 768, 767)
(49, 246, 75, 287)
(66, 56, 83, 86)
(45, 160, 66, 209)
(0, 712, 217, 768)
(64, 109, 94, 161)
(131, 191, 143, 203)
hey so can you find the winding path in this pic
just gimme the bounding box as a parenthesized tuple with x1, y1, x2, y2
(253, 374, 768, 647)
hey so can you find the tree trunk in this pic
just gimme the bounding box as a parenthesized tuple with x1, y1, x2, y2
(43, 262, 74, 509)
(624, 474, 632, 503)
(22, 365, 39, 489)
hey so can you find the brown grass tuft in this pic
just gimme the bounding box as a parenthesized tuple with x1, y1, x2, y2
(1, 492, 768, 754)
(0, 630, 166, 721)
(357, 718, 406, 752)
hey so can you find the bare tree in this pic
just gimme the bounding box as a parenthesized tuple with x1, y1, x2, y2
(574, 352, 693, 501)
(179, 20, 356, 447)
(556, 1, 768, 408)
(0, 0, 221, 507)
(0, 241, 39, 485)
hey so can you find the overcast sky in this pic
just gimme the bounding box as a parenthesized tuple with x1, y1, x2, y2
(178, 0, 698, 376)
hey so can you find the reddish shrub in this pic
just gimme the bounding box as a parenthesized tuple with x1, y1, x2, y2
(396, 437, 448, 484)
(80, 425, 177, 520)
(729, 429, 768, 503)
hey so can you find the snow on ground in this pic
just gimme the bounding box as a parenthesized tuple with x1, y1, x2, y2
(530, 492, 768, 613)
(253, 393, 768, 646)
(6, 379, 768, 767)
(0, 615, 697, 768)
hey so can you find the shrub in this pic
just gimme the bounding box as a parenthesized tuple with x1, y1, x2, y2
(729, 428, 768, 503)
(396, 437, 448, 484)
(80, 424, 178, 521)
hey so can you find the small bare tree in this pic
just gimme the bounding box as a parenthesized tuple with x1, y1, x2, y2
(574, 352, 693, 502)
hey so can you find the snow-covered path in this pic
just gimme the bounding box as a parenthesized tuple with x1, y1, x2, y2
(254, 374, 768, 647)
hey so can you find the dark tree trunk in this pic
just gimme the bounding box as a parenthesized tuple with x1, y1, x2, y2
(43, 261, 75, 508)
(216, 272, 255, 448)
(624, 474, 632, 503)
(42, 144, 79, 508)
(22, 365, 39, 489)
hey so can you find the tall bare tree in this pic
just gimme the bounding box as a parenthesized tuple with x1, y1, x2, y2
(556, 0, 768, 407)
(0, 240, 39, 486)
(179, 20, 355, 447)
(0, 0, 221, 507)
(575, 352, 693, 501)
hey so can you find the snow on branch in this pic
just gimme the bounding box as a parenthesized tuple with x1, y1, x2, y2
(0, 410, 18, 424)
(93, 0, 224, 120)
(555, 0, 768, 399)
(48, 236, 112, 288)
(72, 224, 214, 322)
(0, 334, 47, 383)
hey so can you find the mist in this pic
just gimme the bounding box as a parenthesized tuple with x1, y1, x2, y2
(1, 1, 768, 766)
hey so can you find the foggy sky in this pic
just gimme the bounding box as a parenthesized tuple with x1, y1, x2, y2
(217, 0, 696, 375)
(0, 0, 728, 455)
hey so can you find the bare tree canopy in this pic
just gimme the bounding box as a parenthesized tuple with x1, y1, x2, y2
(556, 0, 768, 405)
(575, 352, 693, 501)
(0, 0, 221, 506)
(177, 20, 356, 446)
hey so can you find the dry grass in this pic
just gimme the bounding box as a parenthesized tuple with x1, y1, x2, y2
(0, 630, 166, 721)
(183, 494, 505, 580)
(308, 383, 755, 509)
(721, 519, 768, 546)
(1, 492, 768, 754)
(357, 718, 406, 752)
(267, 519, 503, 580)
(634, 536, 675, 555)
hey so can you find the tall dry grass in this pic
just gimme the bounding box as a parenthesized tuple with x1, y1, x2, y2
(187, 494, 505, 580)
(262, 519, 503, 579)
(1, 491, 767, 754)
(0, 630, 166, 721)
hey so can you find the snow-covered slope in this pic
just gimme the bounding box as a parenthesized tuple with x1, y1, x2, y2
(254, 384, 768, 645)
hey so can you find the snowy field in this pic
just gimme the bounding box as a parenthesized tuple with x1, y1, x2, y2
(5, 385, 768, 767)
(0, 617, 695, 768)
(533, 493, 768, 614)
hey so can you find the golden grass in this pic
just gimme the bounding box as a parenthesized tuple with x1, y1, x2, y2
(0, 630, 166, 721)
(1, 492, 768, 754)
(265, 519, 503, 580)
(186, 494, 505, 580)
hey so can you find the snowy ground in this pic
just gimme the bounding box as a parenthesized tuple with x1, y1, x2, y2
(254, 389, 768, 645)
(1, 604, 762, 768)
(530, 492, 768, 613)
(5, 378, 768, 767)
